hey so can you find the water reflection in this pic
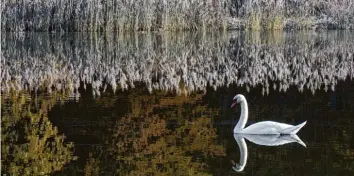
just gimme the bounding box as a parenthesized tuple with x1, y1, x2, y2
(1, 82, 354, 175)
(2, 32, 353, 96)
(232, 134, 306, 172)
(1, 91, 76, 175)
(2, 31, 354, 175)
(46, 89, 225, 175)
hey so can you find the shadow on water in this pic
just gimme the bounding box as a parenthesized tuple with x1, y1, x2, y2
(1, 31, 354, 175)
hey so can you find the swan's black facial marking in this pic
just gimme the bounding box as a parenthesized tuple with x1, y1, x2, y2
(232, 94, 244, 107)
(231, 95, 240, 108)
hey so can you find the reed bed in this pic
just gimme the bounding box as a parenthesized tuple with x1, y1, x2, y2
(1, 0, 228, 32)
(2, 0, 354, 31)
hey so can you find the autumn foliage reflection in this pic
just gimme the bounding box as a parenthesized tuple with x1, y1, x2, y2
(1, 91, 76, 175)
(80, 91, 225, 175)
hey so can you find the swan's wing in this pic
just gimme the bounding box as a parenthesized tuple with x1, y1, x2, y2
(279, 121, 307, 134)
(242, 121, 294, 134)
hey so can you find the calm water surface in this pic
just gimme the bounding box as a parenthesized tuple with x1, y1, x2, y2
(1, 31, 354, 175)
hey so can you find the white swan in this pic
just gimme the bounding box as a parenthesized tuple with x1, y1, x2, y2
(232, 134, 306, 172)
(231, 94, 307, 134)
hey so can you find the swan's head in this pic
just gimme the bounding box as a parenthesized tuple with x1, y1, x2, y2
(231, 94, 246, 108)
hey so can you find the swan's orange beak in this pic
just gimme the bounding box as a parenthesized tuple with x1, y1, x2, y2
(231, 100, 237, 108)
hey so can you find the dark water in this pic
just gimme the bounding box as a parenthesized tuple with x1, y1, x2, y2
(2, 31, 354, 175)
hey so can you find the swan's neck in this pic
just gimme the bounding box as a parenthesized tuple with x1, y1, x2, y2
(235, 100, 248, 131)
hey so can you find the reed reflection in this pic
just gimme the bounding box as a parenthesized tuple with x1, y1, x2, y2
(2, 32, 353, 95)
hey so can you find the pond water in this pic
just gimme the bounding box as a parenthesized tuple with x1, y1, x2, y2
(1, 31, 354, 175)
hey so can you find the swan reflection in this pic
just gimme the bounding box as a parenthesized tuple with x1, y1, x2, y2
(232, 134, 306, 172)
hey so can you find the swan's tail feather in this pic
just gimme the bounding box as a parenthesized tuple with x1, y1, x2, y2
(290, 134, 307, 147)
(280, 121, 307, 134)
